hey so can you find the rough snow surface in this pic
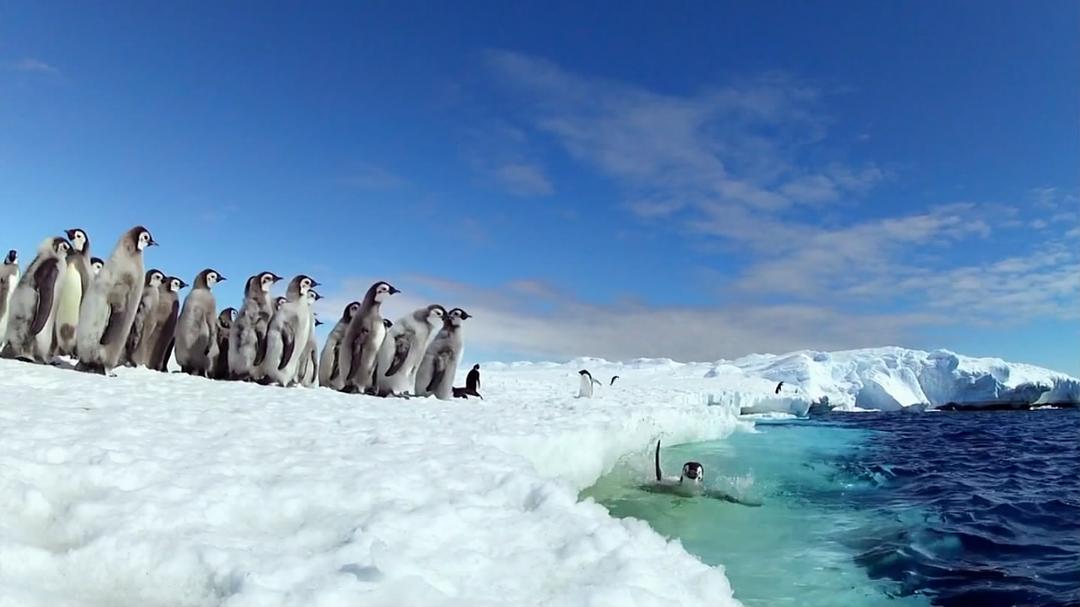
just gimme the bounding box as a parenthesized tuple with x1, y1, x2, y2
(0, 359, 746, 607)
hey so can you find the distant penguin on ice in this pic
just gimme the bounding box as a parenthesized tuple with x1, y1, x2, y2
(610, 375, 620, 386)
(1, 237, 70, 362)
(0, 250, 20, 350)
(414, 307, 471, 400)
(577, 369, 601, 398)
(229, 271, 281, 381)
(76, 226, 156, 374)
(775, 381, 784, 395)
(337, 281, 399, 393)
(319, 300, 360, 388)
(175, 268, 225, 377)
(53, 228, 93, 357)
(374, 304, 447, 396)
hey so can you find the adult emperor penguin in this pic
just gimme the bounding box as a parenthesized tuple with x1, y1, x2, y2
(53, 228, 93, 357)
(90, 257, 104, 275)
(577, 369, 601, 398)
(0, 250, 20, 350)
(318, 300, 360, 388)
(373, 304, 446, 396)
(76, 226, 156, 374)
(147, 276, 186, 372)
(336, 281, 399, 393)
(414, 307, 471, 400)
(294, 289, 322, 387)
(228, 271, 282, 381)
(0, 237, 70, 362)
(123, 269, 166, 367)
(260, 274, 318, 386)
(175, 268, 225, 377)
(209, 307, 236, 380)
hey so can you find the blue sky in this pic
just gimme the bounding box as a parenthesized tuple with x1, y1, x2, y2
(2, 1, 1077, 373)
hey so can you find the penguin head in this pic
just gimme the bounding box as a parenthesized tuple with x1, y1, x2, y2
(372, 281, 400, 303)
(578, 369, 591, 377)
(306, 289, 323, 303)
(145, 269, 165, 287)
(274, 296, 287, 311)
(342, 301, 361, 322)
(130, 226, 156, 252)
(64, 229, 89, 253)
(447, 307, 471, 327)
(51, 237, 71, 257)
(218, 307, 237, 328)
(473, 364, 480, 370)
(425, 304, 447, 325)
(4, 250, 16, 265)
(382, 318, 393, 329)
(256, 272, 280, 293)
(680, 462, 704, 485)
(90, 257, 104, 274)
(289, 275, 318, 298)
(201, 269, 225, 289)
(168, 277, 187, 292)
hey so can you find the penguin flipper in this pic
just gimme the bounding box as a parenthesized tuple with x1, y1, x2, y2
(329, 344, 341, 381)
(254, 326, 268, 367)
(385, 333, 411, 377)
(149, 303, 179, 370)
(655, 439, 662, 482)
(426, 350, 449, 393)
(100, 301, 129, 346)
(29, 259, 60, 336)
(278, 326, 295, 371)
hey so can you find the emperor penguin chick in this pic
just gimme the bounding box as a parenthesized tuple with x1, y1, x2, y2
(228, 271, 281, 381)
(374, 304, 446, 396)
(53, 228, 93, 357)
(124, 269, 166, 367)
(336, 280, 399, 393)
(90, 257, 104, 275)
(294, 288, 323, 387)
(318, 300, 360, 388)
(260, 274, 318, 386)
(0, 237, 70, 362)
(76, 226, 156, 374)
(414, 307, 471, 400)
(147, 276, 186, 372)
(175, 268, 225, 377)
(0, 250, 20, 350)
(209, 307, 236, 380)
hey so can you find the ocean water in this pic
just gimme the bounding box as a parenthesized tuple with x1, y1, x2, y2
(582, 410, 1080, 607)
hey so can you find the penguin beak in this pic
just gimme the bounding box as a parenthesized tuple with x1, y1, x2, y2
(218, 275, 227, 282)
(310, 279, 320, 287)
(314, 292, 324, 301)
(315, 319, 324, 326)
(272, 274, 283, 282)
(389, 286, 401, 295)
(460, 311, 472, 319)
(180, 280, 189, 288)
(148, 237, 159, 247)
(65, 229, 77, 239)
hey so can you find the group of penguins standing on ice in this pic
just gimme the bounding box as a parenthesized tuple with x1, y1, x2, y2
(0, 226, 473, 400)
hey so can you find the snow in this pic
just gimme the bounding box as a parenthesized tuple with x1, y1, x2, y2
(0, 346, 1075, 605)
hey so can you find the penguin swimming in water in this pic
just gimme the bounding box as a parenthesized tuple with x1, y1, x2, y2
(645, 440, 761, 505)
(0, 250, 20, 351)
(318, 301, 360, 388)
(53, 228, 93, 357)
(123, 269, 166, 367)
(229, 271, 281, 381)
(90, 257, 104, 275)
(374, 304, 446, 397)
(1, 237, 70, 362)
(337, 281, 399, 393)
(261, 275, 318, 387)
(175, 268, 225, 377)
(294, 289, 321, 387)
(76, 226, 156, 374)
(147, 276, 186, 372)
(414, 307, 471, 400)
(577, 369, 601, 398)
(209, 307, 236, 380)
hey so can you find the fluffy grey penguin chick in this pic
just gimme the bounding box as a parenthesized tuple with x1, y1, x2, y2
(1, 237, 70, 362)
(414, 307, 471, 400)
(175, 268, 225, 377)
(318, 300, 360, 388)
(337, 281, 399, 393)
(228, 271, 281, 381)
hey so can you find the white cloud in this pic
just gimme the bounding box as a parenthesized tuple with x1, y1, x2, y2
(6, 58, 58, 75)
(339, 163, 408, 190)
(492, 162, 553, 197)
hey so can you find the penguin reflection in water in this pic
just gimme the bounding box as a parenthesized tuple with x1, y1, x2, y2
(644, 440, 762, 506)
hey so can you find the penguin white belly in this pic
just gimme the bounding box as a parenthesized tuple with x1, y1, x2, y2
(0, 274, 16, 346)
(578, 375, 594, 398)
(54, 268, 82, 350)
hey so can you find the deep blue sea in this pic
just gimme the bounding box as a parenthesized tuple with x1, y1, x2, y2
(583, 410, 1080, 607)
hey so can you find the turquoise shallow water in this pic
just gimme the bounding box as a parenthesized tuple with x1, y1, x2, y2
(581, 419, 931, 607)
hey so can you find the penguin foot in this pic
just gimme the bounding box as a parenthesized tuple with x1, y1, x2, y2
(75, 362, 107, 375)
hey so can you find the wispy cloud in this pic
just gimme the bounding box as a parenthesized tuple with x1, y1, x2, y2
(318, 275, 942, 362)
(491, 162, 553, 196)
(6, 58, 59, 75)
(339, 163, 408, 190)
